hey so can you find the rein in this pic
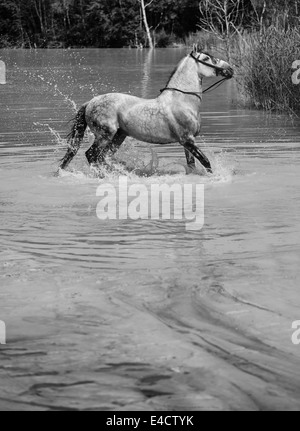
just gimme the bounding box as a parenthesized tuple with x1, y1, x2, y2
(160, 87, 202, 101)
(160, 53, 229, 100)
(202, 78, 229, 94)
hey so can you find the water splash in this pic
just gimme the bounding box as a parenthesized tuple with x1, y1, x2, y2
(33, 122, 67, 150)
(31, 117, 238, 186)
(22, 67, 83, 113)
(53, 84, 78, 112)
(208, 150, 238, 183)
(54, 134, 239, 187)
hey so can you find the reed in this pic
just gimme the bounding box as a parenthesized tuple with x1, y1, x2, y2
(186, 26, 300, 116)
(234, 27, 300, 116)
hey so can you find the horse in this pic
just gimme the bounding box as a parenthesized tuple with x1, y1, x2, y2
(59, 47, 234, 174)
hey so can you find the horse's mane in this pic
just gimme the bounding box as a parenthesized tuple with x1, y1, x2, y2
(165, 50, 212, 86)
(165, 65, 180, 86)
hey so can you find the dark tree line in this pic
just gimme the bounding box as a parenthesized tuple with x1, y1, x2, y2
(0, 0, 201, 48)
(0, 0, 300, 49)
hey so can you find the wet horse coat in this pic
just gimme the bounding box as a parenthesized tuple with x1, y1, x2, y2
(60, 49, 234, 173)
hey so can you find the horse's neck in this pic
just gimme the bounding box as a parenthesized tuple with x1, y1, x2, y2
(168, 56, 202, 94)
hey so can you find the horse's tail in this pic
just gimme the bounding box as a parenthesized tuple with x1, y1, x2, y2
(59, 103, 88, 170)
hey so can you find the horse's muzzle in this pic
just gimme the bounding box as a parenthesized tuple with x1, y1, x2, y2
(219, 67, 234, 79)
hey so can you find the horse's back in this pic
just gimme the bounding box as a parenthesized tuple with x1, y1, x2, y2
(86, 93, 142, 116)
(85, 93, 143, 132)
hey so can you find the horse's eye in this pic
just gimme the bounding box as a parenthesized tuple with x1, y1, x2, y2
(203, 56, 210, 61)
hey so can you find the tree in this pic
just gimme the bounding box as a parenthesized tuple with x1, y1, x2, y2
(146, 0, 200, 45)
(249, 0, 300, 31)
(249, 0, 266, 40)
(2, 0, 299, 49)
(199, 0, 246, 59)
(139, 0, 154, 48)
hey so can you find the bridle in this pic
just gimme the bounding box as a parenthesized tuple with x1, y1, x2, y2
(190, 52, 231, 93)
(160, 52, 230, 100)
(190, 52, 225, 73)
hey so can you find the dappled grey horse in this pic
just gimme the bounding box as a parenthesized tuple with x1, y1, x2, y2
(60, 48, 234, 174)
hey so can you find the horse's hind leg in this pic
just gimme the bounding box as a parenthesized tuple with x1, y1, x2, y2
(85, 129, 127, 166)
(60, 140, 81, 170)
(85, 138, 110, 166)
(185, 148, 196, 172)
(108, 129, 127, 155)
(60, 104, 88, 170)
(182, 139, 212, 174)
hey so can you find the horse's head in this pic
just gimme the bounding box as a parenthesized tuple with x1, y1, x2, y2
(191, 50, 234, 80)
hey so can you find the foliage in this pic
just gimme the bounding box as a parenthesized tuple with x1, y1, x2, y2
(0, 0, 200, 48)
(195, 0, 300, 115)
(1, 0, 300, 50)
(235, 26, 300, 115)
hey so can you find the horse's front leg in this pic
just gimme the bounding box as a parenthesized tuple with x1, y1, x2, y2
(184, 148, 196, 173)
(182, 138, 212, 174)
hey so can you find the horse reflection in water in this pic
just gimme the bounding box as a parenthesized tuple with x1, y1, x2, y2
(59, 47, 234, 174)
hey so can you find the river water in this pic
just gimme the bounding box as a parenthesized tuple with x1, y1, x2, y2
(0, 49, 300, 411)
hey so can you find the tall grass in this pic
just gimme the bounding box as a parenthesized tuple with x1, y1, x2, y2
(186, 27, 300, 116)
(234, 27, 300, 116)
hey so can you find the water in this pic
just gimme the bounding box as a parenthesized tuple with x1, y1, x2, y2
(0, 49, 300, 411)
